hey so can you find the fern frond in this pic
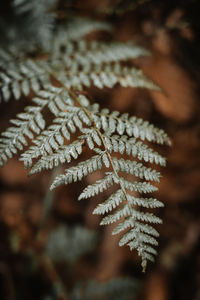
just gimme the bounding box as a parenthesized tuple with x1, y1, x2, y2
(0, 14, 171, 271)
(56, 62, 159, 91)
(103, 135, 166, 166)
(53, 40, 150, 66)
(100, 204, 133, 225)
(32, 86, 73, 116)
(50, 154, 108, 190)
(93, 189, 124, 214)
(112, 213, 162, 236)
(29, 139, 84, 175)
(112, 157, 161, 182)
(0, 86, 74, 165)
(0, 58, 51, 102)
(0, 48, 20, 69)
(13, 0, 57, 50)
(119, 177, 158, 193)
(0, 105, 45, 166)
(119, 227, 159, 248)
(101, 207, 162, 226)
(54, 18, 112, 43)
(126, 194, 164, 208)
(133, 222, 160, 237)
(78, 172, 117, 200)
(0, 56, 156, 103)
(89, 105, 170, 145)
(20, 106, 88, 168)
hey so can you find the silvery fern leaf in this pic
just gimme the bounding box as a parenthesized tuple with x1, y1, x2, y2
(52, 17, 112, 47)
(0, 105, 45, 166)
(29, 139, 85, 175)
(0, 13, 171, 271)
(12, 0, 58, 50)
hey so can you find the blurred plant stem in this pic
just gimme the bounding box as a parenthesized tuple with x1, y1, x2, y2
(35, 166, 68, 300)
(38, 254, 68, 300)
(39, 166, 62, 229)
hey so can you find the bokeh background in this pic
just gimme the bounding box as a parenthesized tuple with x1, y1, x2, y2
(0, 0, 200, 299)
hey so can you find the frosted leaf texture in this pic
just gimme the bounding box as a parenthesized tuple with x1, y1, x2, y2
(0, 16, 171, 271)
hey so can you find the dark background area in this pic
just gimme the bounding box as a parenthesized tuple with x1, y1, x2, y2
(0, 0, 200, 299)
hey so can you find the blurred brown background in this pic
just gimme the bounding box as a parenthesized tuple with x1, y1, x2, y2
(0, 0, 200, 299)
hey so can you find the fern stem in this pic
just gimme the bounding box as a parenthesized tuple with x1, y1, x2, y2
(68, 89, 129, 202)
(96, 128, 129, 197)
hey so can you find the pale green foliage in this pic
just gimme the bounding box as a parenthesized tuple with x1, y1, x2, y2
(0, 0, 58, 51)
(70, 277, 139, 300)
(0, 16, 170, 271)
(46, 224, 97, 263)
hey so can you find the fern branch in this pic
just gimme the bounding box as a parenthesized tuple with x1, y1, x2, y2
(0, 86, 74, 166)
(29, 139, 85, 175)
(89, 104, 170, 146)
(53, 18, 112, 45)
(0, 105, 45, 166)
(20, 99, 92, 168)
(68, 90, 130, 201)
(112, 157, 161, 182)
(103, 134, 166, 166)
(53, 40, 150, 66)
(93, 189, 124, 214)
(50, 154, 105, 189)
(78, 172, 117, 199)
(0, 58, 51, 101)
(0, 16, 171, 271)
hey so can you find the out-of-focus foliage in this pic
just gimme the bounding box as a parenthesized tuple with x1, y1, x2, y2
(70, 277, 139, 300)
(46, 224, 97, 262)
